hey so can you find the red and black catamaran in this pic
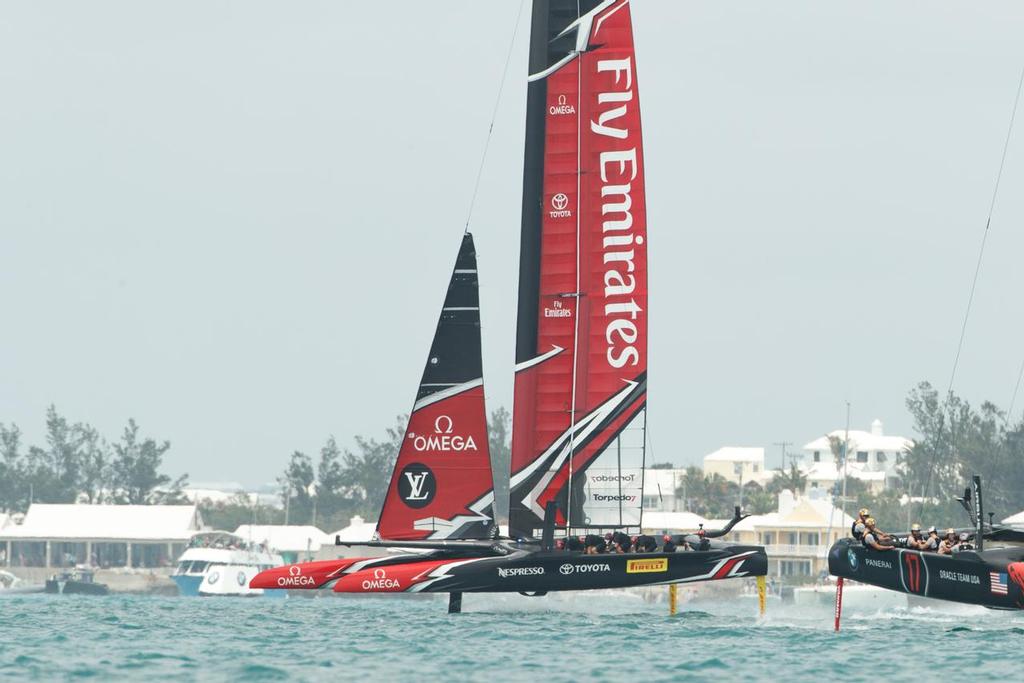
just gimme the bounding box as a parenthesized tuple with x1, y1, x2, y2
(251, 0, 767, 612)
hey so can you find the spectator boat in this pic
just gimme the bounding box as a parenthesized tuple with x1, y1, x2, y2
(172, 531, 283, 597)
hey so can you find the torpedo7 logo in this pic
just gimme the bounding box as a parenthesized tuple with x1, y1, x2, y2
(398, 463, 436, 509)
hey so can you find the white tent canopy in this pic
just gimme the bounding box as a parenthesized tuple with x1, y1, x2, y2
(233, 525, 332, 554)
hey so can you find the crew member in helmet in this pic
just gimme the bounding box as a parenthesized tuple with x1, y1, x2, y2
(905, 523, 928, 550)
(564, 535, 585, 552)
(610, 531, 632, 553)
(662, 534, 678, 553)
(862, 518, 894, 551)
(852, 508, 871, 540)
(956, 532, 974, 551)
(922, 526, 940, 552)
(938, 529, 958, 555)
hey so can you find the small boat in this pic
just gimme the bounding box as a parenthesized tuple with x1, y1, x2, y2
(44, 566, 109, 596)
(0, 570, 44, 595)
(172, 531, 283, 597)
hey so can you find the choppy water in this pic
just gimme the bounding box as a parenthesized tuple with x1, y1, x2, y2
(0, 591, 1021, 681)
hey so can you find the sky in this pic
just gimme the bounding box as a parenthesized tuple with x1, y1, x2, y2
(2, 2, 1024, 488)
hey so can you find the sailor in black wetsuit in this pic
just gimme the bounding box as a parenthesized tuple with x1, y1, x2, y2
(661, 534, 677, 553)
(584, 534, 606, 554)
(634, 535, 658, 553)
(610, 531, 632, 553)
(905, 523, 928, 550)
(862, 518, 894, 551)
(564, 535, 585, 552)
(851, 508, 870, 541)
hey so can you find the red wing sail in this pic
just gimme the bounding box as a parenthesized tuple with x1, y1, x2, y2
(510, 0, 648, 539)
(376, 233, 496, 540)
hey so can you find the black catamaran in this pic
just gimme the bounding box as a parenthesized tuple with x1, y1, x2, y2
(251, 0, 767, 612)
(830, 476, 1024, 625)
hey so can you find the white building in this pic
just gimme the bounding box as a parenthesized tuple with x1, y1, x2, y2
(702, 447, 768, 486)
(0, 504, 203, 569)
(642, 468, 690, 511)
(1003, 510, 1024, 525)
(798, 419, 912, 490)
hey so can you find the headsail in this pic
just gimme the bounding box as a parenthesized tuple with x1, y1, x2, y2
(376, 233, 496, 540)
(510, 0, 648, 539)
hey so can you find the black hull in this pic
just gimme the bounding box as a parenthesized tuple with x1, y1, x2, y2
(828, 539, 1024, 610)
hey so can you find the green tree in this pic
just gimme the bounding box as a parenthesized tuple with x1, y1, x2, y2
(111, 419, 185, 504)
(200, 492, 285, 531)
(315, 436, 351, 530)
(78, 426, 112, 504)
(767, 464, 807, 496)
(0, 423, 26, 512)
(339, 416, 405, 520)
(279, 451, 315, 524)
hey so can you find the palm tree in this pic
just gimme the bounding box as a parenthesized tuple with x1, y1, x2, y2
(767, 464, 807, 495)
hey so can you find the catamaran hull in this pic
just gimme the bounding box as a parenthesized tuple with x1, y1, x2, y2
(828, 539, 1024, 610)
(251, 546, 767, 596)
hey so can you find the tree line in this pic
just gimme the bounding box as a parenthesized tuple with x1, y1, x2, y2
(266, 408, 512, 533)
(0, 405, 187, 512)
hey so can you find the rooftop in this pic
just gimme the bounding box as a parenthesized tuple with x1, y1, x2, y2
(703, 447, 765, 463)
(0, 504, 202, 542)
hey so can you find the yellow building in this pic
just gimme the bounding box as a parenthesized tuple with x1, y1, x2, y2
(709, 490, 854, 578)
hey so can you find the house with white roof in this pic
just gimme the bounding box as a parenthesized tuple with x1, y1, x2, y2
(316, 515, 386, 561)
(0, 504, 203, 569)
(702, 447, 768, 486)
(797, 419, 912, 491)
(640, 511, 708, 535)
(642, 468, 690, 511)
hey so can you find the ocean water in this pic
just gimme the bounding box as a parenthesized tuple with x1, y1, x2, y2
(0, 591, 1021, 682)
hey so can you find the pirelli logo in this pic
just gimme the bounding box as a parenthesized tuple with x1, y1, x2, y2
(626, 558, 668, 574)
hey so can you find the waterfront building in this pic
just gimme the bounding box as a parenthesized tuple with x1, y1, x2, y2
(0, 504, 202, 569)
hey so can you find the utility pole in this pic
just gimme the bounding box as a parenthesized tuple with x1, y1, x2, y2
(773, 441, 792, 471)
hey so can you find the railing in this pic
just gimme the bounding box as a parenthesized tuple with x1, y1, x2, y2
(763, 544, 828, 558)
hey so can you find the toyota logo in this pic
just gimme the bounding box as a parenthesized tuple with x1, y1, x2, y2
(559, 563, 574, 576)
(551, 193, 569, 210)
(289, 565, 301, 576)
(373, 568, 387, 579)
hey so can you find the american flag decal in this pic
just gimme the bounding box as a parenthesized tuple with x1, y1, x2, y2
(990, 572, 1008, 595)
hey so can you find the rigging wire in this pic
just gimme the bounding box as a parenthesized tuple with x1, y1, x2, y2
(921, 61, 1024, 507)
(463, 0, 527, 234)
(1009, 358, 1024, 423)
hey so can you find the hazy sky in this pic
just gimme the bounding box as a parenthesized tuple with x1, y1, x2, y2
(3, 2, 1024, 488)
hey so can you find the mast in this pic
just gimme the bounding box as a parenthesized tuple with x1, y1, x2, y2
(510, 0, 649, 539)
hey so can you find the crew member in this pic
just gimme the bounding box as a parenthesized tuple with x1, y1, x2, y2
(862, 518, 894, 551)
(634, 535, 658, 553)
(662, 534, 677, 553)
(610, 531, 632, 553)
(584, 534, 606, 554)
(905, 523, 928, 550)
(922, 526, 940, 552)
(956, 532, 974, 551)
(938, 529, 958, 555)
(852, 508, 871, 540)
(564, 536, 585, 552)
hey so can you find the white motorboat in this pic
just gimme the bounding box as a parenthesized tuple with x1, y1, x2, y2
(172, 531, 283, 597)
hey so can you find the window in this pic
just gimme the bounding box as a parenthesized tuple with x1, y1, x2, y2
(780, 560, 812, 576)
(787, 532, 798, 545)
(760, 532, 775, 545)
(753, 464, 759, 472)
(813, 450, 821, 462)
(876, 451, 887, 463)
(803, 532, 820, 546)
(856, 451, 868, 463)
